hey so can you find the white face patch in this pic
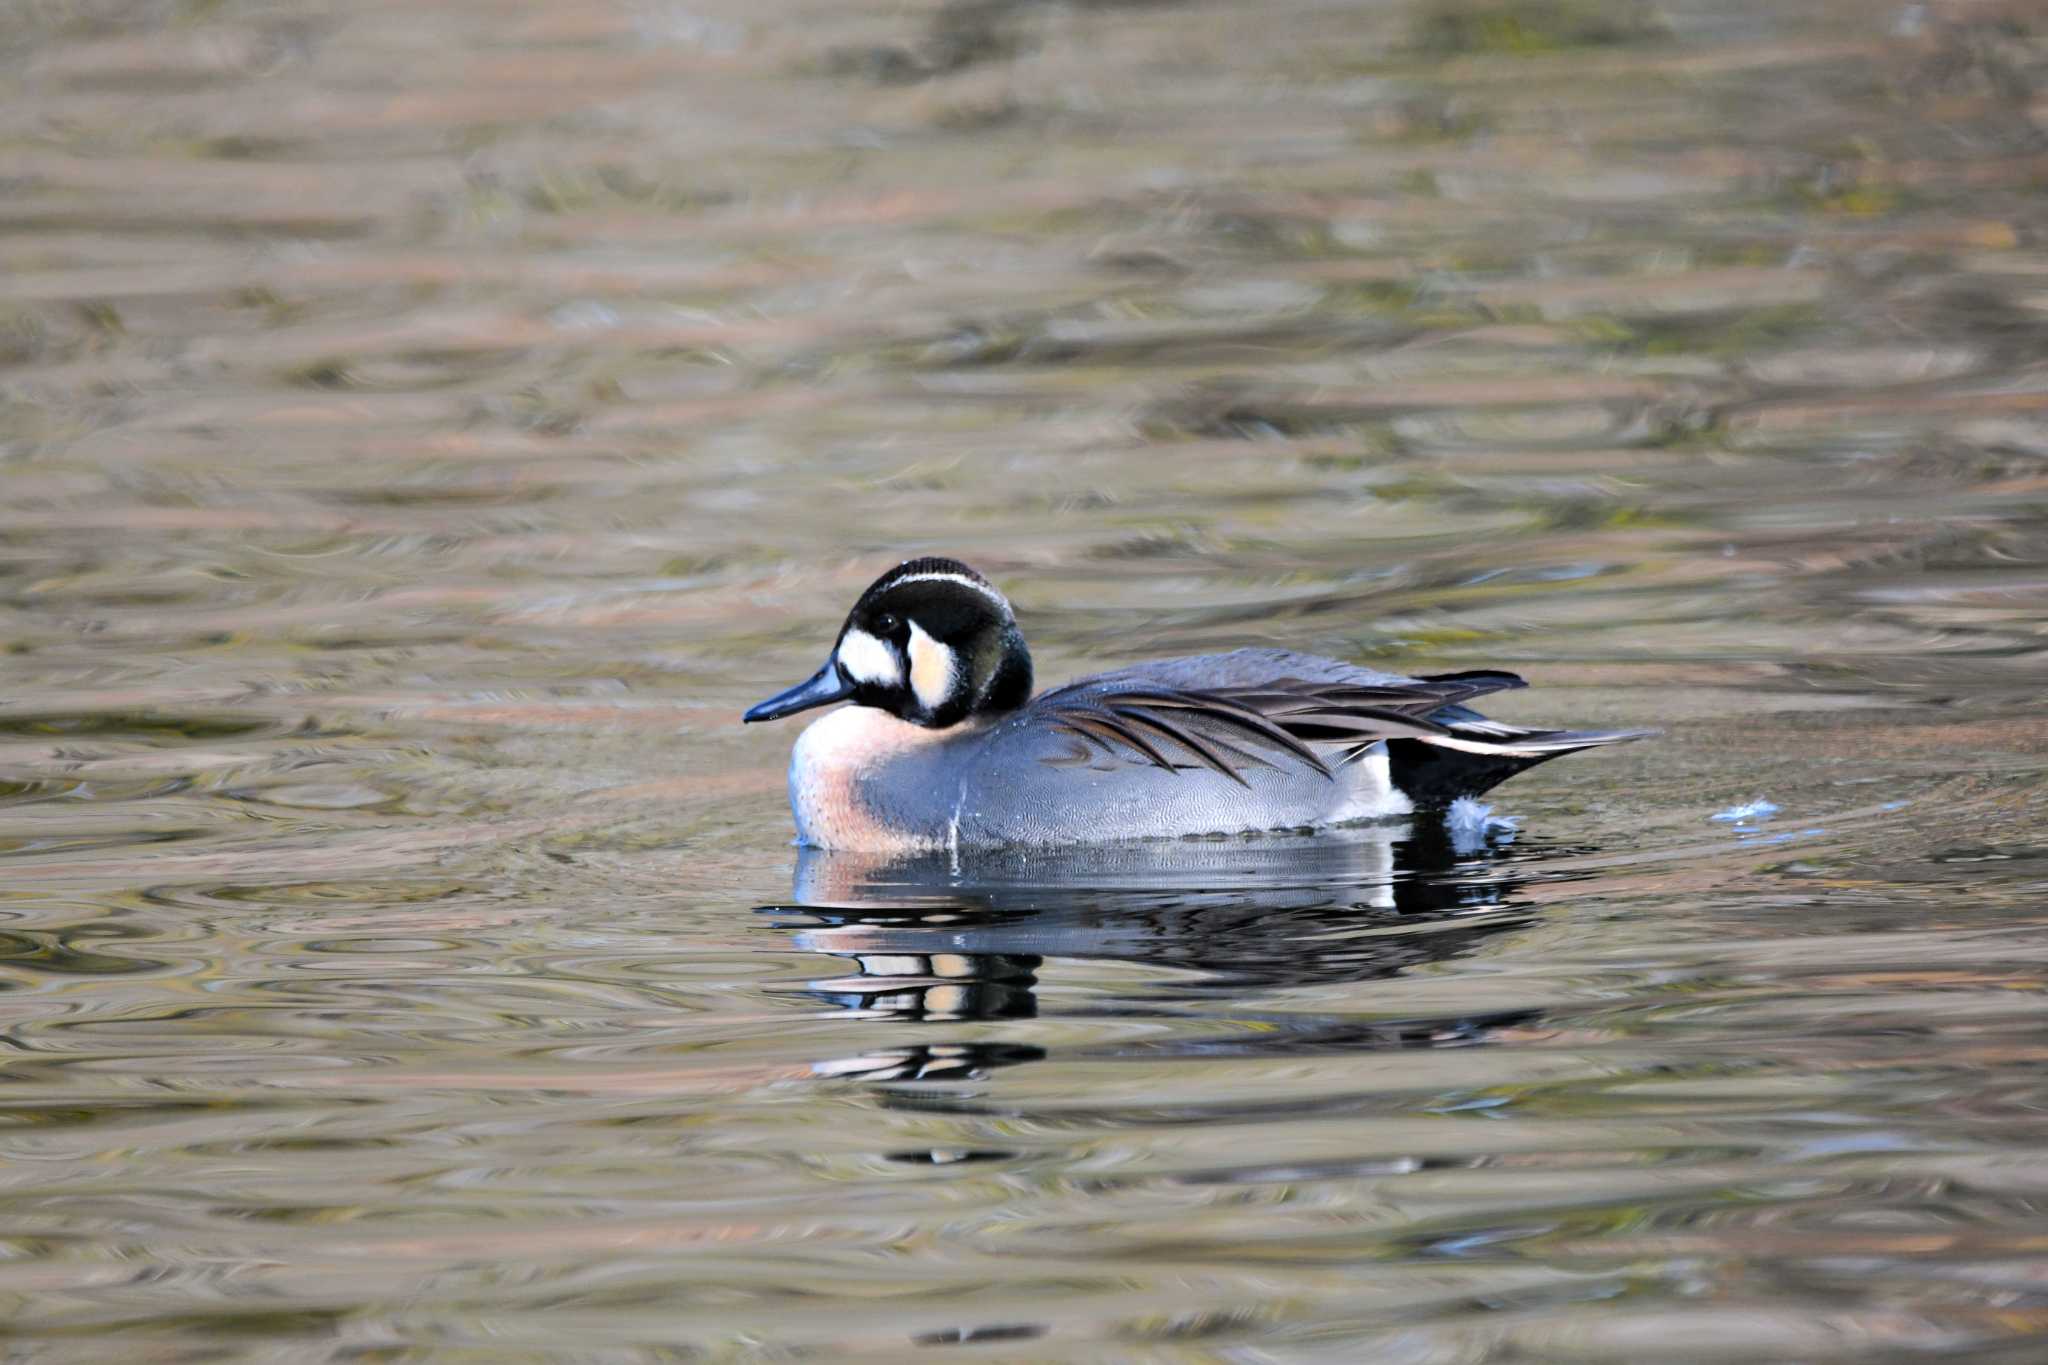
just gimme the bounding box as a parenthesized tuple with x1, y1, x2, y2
(836, 628, 901, 687)
(906, 620, 958, 713)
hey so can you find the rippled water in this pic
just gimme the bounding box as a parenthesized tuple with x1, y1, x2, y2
(5, 0, 2048, 1357)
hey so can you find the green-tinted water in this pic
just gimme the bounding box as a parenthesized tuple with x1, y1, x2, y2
(4, 0, 2047, 1358)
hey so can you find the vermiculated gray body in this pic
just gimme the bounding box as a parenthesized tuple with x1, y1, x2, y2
(788, 648, 1611, 850)
(748, 560, 1642, 853)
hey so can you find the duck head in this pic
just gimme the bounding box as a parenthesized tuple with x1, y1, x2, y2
(743, 558, 1034, 729)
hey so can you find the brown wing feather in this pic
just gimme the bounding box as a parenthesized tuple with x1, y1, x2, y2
(1111, 708, 1254, 787)
(1048, 699, 1262, 787)
(1104, 688, 1334, 775)
(1035, 674, 1487, 784)
(1052, 705, 1181, 773)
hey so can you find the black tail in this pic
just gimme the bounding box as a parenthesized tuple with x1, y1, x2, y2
(1386, 725, 1646, 809)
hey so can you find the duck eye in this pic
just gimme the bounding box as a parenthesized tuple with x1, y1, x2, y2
(875, 613, 901, 635)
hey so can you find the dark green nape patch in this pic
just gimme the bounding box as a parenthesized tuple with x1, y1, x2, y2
(1412, 0, 1669, 57)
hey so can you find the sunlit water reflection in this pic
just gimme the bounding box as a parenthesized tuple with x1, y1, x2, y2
(4, 0, 2048, 1357)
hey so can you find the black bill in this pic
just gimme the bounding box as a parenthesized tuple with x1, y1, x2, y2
(743, 663, 853, 723)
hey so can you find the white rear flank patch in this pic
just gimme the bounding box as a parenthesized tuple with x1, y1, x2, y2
(906, 621, 957, 712)
(1330, 742, 1414, 822)
(836, 629, 900, 686)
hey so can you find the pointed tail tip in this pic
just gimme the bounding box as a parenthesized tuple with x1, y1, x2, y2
(1510, 726, 1658, 755)
(1388, 726, 1649, 809)
(1426, 725, 1656, 758)
(1573, 726, 1659, 746)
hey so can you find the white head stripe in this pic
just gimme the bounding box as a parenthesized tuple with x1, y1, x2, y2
(906, 621, 958, 713)
(884, 571, 1009, 612)
(836, 629, 900, 686)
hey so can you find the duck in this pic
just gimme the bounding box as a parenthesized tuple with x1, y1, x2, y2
(743, 557, 1638, 852)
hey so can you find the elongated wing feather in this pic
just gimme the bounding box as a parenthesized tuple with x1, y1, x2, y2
(1023, 649, 1640, 802)
(1033, 672, 1491, 784)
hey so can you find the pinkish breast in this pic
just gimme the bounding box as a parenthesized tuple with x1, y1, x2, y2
(787, 706, 953, 853)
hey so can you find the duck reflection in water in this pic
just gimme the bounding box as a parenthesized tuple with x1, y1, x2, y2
(759, 820, 1544, 1084)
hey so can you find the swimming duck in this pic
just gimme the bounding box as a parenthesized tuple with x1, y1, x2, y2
(744, 557, 1636, 852)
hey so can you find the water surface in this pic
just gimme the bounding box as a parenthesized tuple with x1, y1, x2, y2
(4, 0, 2048, 1358)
